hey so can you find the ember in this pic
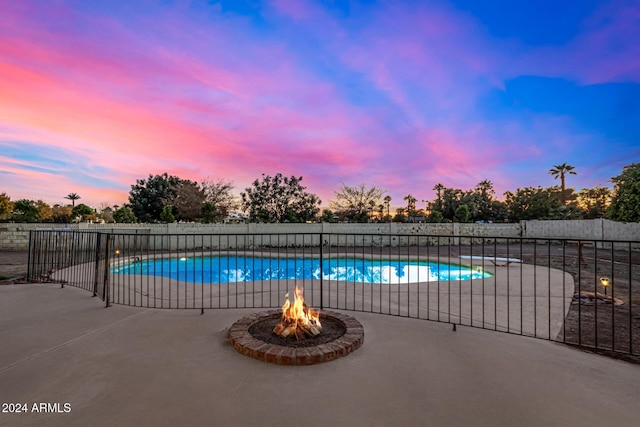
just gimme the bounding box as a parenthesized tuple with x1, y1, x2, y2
(273, 284, 322, 340)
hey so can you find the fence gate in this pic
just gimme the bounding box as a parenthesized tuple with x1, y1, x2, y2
(28, 230, 110, 301)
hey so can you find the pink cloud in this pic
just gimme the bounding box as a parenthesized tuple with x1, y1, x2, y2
(1, 2, 388, 205)
(1, 0, 630, 208)
(0, 156, 127, 206)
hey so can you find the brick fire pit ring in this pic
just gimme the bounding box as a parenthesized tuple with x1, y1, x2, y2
(228, 310, 364, 365)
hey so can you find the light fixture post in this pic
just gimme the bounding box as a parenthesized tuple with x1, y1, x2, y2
(600, 277, 610, 296)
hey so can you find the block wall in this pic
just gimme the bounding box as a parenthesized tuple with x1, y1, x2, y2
(2, 219, 639, 251)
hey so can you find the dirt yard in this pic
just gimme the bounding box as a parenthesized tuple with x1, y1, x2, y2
(535, 244, 640, 364)
(0, 251, 28, 281)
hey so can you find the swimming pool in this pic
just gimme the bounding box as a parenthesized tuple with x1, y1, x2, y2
(111, 256, 491, 284)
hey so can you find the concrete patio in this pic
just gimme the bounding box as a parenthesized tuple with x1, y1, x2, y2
(1, 282, 639, 427)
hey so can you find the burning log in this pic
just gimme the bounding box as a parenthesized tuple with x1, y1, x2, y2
(273, 284, 322, 340)
(310, 326, 321, 336)
(273, 322, 286, 336)
(281, 325, 294, 338)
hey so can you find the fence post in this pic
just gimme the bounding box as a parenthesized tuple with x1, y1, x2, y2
(320, 232, 324, 310)
(102, 233, 112, 307)
(93, 233, 102, 297)
(27, 230, 34, 281)
(57, 231, 65, 289)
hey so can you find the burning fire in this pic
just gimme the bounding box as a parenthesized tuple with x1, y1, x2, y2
(273, 284, 322, 340)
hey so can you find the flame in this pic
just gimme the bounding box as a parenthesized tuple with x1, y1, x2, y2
(281, 284, 321, 328)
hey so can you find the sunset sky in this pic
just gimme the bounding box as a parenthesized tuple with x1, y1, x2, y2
(1, 0, 638, 208)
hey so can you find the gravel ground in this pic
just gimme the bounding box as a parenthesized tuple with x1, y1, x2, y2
(0, 251, 28, 281)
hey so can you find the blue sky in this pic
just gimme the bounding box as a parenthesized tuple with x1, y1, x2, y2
(0, 0, 638, 207)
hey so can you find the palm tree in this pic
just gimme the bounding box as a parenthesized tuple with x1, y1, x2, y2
(474, 180, 495, 222)
(383, 195, 392, 218)
(475, 179, 495, 197)
(368, 199, 376, 222)
(549, 163, 577, 205)
(404, 194, 417, 222)
(432, 183, 445, 211)
(65, 193, 81, 207)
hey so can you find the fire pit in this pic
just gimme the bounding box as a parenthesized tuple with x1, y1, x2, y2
(228, 285, 364, 365)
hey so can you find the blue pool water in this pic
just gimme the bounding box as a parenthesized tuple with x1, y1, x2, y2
(111, 256, 491, 284)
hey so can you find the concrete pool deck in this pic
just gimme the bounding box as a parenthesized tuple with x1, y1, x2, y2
(57, 256, 576, 341)
(1, 283, 639, 427)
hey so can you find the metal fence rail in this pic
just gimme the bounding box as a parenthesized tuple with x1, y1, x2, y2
(28, 230, 639, 357)
(28, 230, 105, 296)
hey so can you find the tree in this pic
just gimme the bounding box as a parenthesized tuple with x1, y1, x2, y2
(549, 163, 576, 205)
(128, 173, 182, 222)
(330, 184, 385, 222)
(549, 204, 584, 220)
(202, 179, 237, 222)
(0, 193, 13, 220)
(113, 207, 137, 223)
(65, 193, 81, 207)
(607, 163, 640, 222)
(576, 186, 612, 219)
(11, 199, 38, 222)
(432, 183, 445, 212)
(383, 195, 392, 219)
(427, 210, 444, 223)
(129, 175, 209, 222)
(240, 173, 321, 223)
(160, 205, 175, 223)
(490, 200, 509, 222)
(368, 199, 376, 221)
(473, 180, 496, 221)
(72, 203, 94, 222)
(201, 203, 218, 223)
(172, 180, 205, 221)
(440, 187, 464, 220)
(454, 204, 470, 223)
(404, 194, 418, 222)
(97, 204, 114, 223)
(35, 200, 52, 222)
(392, 207, 406, 223)
(504, 186, 562, 221)
(51, 204, 73, 223)
(320, 209, 336, 223)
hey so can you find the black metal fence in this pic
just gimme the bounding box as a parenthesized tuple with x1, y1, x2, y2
(28, 230, 640, 358)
